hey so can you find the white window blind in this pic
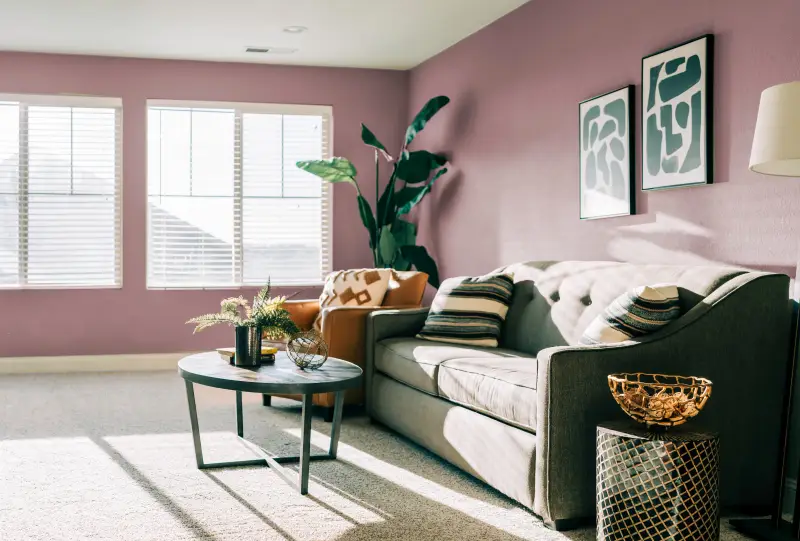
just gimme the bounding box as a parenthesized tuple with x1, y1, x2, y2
(146, 100, 332, 289)
(0, 95, 122, 289)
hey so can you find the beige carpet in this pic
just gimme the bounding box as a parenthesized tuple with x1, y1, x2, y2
(0, 371, 753, 540)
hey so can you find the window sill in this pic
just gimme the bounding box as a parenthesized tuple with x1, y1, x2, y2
(0, 284, 123, 291)
(145, 282, 325, 291)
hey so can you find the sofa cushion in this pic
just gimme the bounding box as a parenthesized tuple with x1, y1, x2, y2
(315, 269, 392, 330)
(374, 337, 523, 396)
(416, 273, 514, 347)
(438, 357, 538, 433)
(580, 284, 681, 344)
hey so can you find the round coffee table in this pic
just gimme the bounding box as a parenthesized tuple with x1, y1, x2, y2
(178, 351, 362, 495)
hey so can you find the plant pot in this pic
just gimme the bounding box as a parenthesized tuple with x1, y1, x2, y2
(234, 325, 262, 367)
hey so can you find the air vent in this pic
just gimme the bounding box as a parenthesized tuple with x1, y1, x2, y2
(245, 46, 297, 54)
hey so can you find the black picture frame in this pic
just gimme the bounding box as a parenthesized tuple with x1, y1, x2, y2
(578, 85, 635, 220)
(641, 34, 714, 191)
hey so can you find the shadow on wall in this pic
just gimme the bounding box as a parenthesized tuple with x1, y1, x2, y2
(447, 91, 477, 149)
(416, 91, 474, 286)
(607, 211, 798, 278)
(607, 212, 718, 266)
(425, 169, 463, 282)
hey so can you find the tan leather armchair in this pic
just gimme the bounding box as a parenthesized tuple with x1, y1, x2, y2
(263, 270, 428, 421)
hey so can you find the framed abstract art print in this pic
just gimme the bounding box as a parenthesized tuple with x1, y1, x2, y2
(579, 85, 634, 219)
(642, 34, 714, 190)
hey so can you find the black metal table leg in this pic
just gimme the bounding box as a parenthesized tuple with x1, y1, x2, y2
(236, 391, 243, 438)
(329, 391, 345, 458)
(185, 380, 205, 468)
(184, 386, 344, 495)
(299, 394, 313, 494)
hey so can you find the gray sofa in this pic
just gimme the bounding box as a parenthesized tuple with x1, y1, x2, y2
(365, 261, 792, 529)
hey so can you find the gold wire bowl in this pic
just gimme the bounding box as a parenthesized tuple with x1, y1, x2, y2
(286, 331, 329, 370)
(607, 373, 712, 427)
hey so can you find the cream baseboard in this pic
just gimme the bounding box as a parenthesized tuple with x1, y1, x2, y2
(0, 352, 201, 375)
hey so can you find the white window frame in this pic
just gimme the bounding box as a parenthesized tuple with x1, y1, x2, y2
(145, 99, 333, 290)
(0, 93, 123, 290)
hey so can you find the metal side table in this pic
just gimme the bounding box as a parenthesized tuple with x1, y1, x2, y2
(597, 421, 721, 541)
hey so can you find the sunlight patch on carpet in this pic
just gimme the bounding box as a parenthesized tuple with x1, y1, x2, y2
(102, 432, 384, 540)
(285, 428, 557, 541)
(0, 436, 193, 540)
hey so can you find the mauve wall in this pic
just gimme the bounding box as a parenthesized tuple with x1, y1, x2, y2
(408, 0, 800, 279)
(0, 53, 408, 357)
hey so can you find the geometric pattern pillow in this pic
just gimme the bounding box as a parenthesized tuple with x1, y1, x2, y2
(416, 273, 514, 348)
(580, 284, 681, 345)
(314, 268, 393, 331)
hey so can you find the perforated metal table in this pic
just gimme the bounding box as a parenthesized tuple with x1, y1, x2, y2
(596, 421, 720, 541)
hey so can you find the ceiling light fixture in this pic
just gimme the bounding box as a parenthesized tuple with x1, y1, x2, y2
(245, 46, 297, 54)
(283, 25, 308, 34)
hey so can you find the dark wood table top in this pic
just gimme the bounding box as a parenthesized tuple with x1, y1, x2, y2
(178, 351, 362, 395)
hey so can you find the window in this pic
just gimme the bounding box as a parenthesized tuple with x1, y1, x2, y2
(0, 95, 122, 288)
(146, 100, 332, 289)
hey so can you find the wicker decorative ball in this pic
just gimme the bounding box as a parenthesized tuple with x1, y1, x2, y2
(607, 373, 712, 428)
(286, 331, 329, 370)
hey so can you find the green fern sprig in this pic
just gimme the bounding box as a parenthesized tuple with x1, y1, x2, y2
(251, 279, 272, 315)
(186, 312, 242, 334)
(186, 279, 299, 339)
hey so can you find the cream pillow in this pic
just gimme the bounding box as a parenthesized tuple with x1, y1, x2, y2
(314, 269, 393, 331)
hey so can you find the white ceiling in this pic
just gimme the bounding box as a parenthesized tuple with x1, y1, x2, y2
(0, 0, 530, 70)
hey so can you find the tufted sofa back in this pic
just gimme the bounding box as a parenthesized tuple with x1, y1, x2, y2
(493, 261, 749, 355)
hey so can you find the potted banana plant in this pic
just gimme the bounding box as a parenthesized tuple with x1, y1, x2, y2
(297, 96, 450, 287)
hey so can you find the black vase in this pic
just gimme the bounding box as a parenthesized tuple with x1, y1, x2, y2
(234, 326, 262, 367)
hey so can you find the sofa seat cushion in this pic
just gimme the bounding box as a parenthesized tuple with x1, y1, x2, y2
(375, 337, 524, 396)
(438, 357, 538, 433)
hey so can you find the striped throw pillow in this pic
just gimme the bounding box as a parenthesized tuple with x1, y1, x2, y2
(416, 273, 515, 348)
(580, 284, 681, 345)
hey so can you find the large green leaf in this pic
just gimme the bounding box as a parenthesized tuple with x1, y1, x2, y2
(405, 96, 450, 146)
(376, 165, 398, 226)
(393, 254, 412, 272)
(393, 185, 423, 209)
(357, 195, 377, 249)
(395, 151, 447, 184)
(377, 226, 398, 267)
(361, 124, 392, 161)
(392, 218, 417, 247)
(401, 245, 440, 288)
(397, 168, 447, 215)
(296, 157, 357, 185)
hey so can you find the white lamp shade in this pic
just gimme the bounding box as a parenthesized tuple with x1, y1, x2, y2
(750, 81, 800, 176)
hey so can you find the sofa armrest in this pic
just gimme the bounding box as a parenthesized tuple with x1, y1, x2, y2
(364, 307, 430, 416)
(320, 305, 419, 363)
(534, 342, 678, 524)
(283, 299, 321, 331)
(533, 272, 792, 524)
(311, 305, 422, 408)
(366, 307, 430, 343)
